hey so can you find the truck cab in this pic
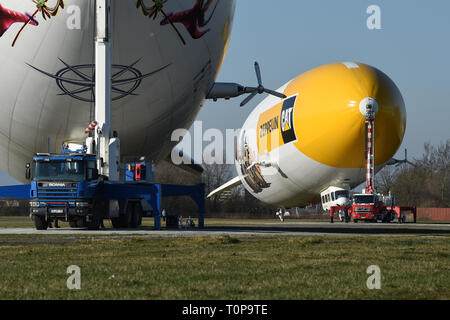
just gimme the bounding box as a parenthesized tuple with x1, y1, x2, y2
(29, 143, 100, 230)
(351, 193, 382, 222)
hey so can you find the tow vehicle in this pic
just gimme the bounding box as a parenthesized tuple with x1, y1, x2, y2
(27, 142, 161, 230)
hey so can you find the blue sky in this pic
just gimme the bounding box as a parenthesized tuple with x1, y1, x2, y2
(196, 0, 450, 161)
(1, 0, 449, 185)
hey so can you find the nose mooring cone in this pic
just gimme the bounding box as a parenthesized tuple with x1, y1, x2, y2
(359, 97, 379, 119)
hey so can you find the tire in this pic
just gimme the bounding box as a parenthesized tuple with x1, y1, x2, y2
(34, 215, 48, 230)
(111, 200, 132, 228)
(77, 217, 87, 228)
(69, 221, 78, 228)
(112, 201, 133, 228)
(130, 202, 142, 228)
(123, 202, 133, 228)
(87, 202, 102, 230)
(70, 218, 87, 228)
(87, 215, 101, 230)
(111, 217, 123, 229)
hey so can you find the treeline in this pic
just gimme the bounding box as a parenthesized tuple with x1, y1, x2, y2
(375, 140, 450, 207)
(0, 199, 29, 216)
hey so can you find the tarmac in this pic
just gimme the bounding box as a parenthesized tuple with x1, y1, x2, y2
(0, 221, 449, 238)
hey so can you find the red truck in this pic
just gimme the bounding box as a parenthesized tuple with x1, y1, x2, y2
(351, 193, 394, 223)
(330, 193, 417, 223)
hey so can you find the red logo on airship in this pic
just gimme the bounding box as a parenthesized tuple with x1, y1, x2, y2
(160, 0, 220, 39)
(0, 2, 38, 37)
(136, 0, 220, 45)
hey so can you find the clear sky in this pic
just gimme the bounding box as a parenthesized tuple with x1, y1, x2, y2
(195, 0, 450, 162)
(1, 0, 449, 185)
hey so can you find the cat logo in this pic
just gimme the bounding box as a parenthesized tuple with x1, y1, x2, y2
(257, 94, 298, 155)
(280, 96, 297, 144)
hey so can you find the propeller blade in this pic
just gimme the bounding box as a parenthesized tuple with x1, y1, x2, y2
(236, 62, 287, 107)
(240, 91, 258, 107)
(254, 62, 262, 87)
(264, 88, 287, 99)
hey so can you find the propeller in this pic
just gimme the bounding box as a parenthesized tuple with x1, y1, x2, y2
(395, 148, 416, 167)
(240, 62, 287, 107)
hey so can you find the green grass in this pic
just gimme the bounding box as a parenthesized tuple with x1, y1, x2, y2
(0, 216, 33, 228)
(0, 234, 448, 300)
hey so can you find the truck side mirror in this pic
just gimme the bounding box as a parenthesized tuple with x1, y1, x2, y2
(25, 163, 31, 180)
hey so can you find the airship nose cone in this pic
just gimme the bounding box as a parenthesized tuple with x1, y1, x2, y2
(283, 62, 406, 168)
(359, 97, 378, 119)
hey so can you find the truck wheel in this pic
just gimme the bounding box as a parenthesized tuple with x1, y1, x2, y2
(69, 221, 78, 228)
(87, 204, 102, 230)
(111, 202, 133, 228)
(70, 218, 87, 228)
(123, 202, 134, 228)
(87, 215, 101, 230)
(111, 217, 122, 229)
(34, 215, 48, 230)
(76, 217, 87, 228)
(130, 203, 143, 228)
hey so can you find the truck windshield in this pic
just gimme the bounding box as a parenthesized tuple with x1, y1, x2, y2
(34, 160, 85, 182)
(354, 195, 375, 204)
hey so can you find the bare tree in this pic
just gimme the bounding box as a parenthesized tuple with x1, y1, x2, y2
(391, 140, 450, 207)
(375, 165, 399, 195)
(203, 162, 234, 195)
(202, 162, 234, 213)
